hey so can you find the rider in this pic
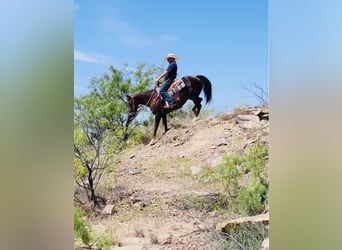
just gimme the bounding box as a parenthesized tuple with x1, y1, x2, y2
(155, 53, 178, 109)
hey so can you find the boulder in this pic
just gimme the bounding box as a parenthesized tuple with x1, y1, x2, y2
(235, 115, 261, 129)
(215, 138, 227, 146)
(216, 212, 269, 232)
(101, 205, 115, 215)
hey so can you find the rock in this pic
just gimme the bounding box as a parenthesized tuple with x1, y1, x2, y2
(101, 205, 115, 215)
(127, 167, 141, 175)
(129, 195, 143, 203)
(235, 115, 261, 129)
(162, 234, 174, 245)
(209, 211, 217, 216)
(260, 112, 269, 121)
(208, 119, 220, 126)
(261, 237, 269, 250)
(216, 212, 269, 232)
(252, 108, 262, 116)
(215, 138, 227, 146)
(192, 117, 200, 122)
(253, 108, 269, 121)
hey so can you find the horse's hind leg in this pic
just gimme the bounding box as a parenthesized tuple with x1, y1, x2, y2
(192, 97, 203, 117)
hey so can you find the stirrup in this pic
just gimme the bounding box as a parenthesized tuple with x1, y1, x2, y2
(163, 101, 170, 108)
(163, 103, 176, 109)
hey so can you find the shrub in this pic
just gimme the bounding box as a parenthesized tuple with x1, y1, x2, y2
(243, 142, 268, 181)
(217, 153, 243, 195)
(200, 143, 269, 215)
(238, 178, 267, 215)
(95, 233, 115, 250)
(74, 207, 92, 246)
(74, 207, 117, 249)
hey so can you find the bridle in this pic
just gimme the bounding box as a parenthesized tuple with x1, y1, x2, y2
(127, 88, 156, 124)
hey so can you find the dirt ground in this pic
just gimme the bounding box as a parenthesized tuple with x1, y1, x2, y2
(88, 106, 269, 249)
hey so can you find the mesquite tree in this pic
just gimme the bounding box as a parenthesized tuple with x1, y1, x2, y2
(74, 63, 159, 209)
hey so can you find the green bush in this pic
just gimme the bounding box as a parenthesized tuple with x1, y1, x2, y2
(74, 207, 117, 249)
(217, 153, 243, 195)
(200, 143, 269, 215)
(238, 178, 267, 215)
(95, 233, 115, 250)
(243, 142, 268, 181)
(74, 207, 92, 246)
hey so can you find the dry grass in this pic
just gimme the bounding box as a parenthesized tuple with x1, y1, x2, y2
(149, 231, 160, 245)
(134, 227, 145, 238)
(217, 112, 234, 121)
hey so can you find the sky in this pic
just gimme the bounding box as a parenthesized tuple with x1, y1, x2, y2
(74, 0, 268, 113)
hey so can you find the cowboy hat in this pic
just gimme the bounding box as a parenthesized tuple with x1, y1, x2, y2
(165, 53, 178, 61)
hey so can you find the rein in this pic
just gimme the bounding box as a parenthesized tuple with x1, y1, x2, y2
(128, 88, 156, 122)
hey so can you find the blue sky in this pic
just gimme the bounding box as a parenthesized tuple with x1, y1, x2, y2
(74, 0, 268, 112)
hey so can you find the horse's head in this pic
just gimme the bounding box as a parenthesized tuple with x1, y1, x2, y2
(126, 95, 138, 116)
(126, 95, 137, 127)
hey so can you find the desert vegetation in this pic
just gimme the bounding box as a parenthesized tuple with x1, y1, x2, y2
(74, 64, 269, 249)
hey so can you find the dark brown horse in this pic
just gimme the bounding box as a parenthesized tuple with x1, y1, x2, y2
(126, 75, 212, 144)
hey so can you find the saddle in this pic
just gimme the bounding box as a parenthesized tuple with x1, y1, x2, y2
(156, 79, 186, 98)
(169, 79, 184, 91)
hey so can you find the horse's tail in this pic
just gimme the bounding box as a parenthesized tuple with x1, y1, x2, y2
(196, 75, 212, 104)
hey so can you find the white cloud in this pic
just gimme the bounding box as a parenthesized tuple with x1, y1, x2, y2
(74, 50, 100, 63)
(74, 49, 113, 64)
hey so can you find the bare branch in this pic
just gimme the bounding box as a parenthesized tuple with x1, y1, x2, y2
(239, 82, 268, 104)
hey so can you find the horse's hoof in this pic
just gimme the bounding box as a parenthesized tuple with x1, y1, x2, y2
(149, 138, 156, 145)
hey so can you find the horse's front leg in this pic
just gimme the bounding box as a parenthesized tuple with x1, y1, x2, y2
(150, 115, 161, 145)
(162, 114, 169, 134)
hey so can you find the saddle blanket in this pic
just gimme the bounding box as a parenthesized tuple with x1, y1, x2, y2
(156, 79, 186, 98)
(169, 79, 185, 96)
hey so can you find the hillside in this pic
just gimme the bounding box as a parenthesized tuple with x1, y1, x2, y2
(82, 105, 269, 250)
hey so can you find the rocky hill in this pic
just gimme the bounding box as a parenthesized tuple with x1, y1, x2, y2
(86, 105, 269, 250)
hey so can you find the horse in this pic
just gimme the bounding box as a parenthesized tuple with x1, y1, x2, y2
(126, 75, 212, 144)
